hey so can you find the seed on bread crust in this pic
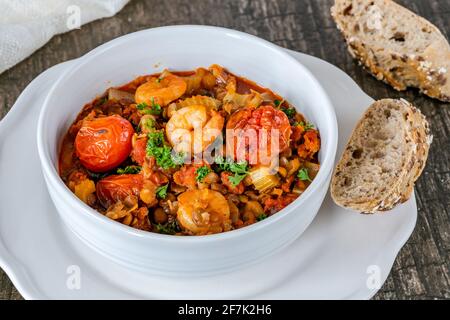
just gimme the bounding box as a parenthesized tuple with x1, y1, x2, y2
(331, 0, 450, 102)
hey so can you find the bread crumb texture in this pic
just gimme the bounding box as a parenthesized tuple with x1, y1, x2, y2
(331, 99, 432, 213)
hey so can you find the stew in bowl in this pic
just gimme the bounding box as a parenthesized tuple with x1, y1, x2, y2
(59, 64, 321, 236)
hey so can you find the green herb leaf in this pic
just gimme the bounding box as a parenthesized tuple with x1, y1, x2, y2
(155, 220, 180, 235)
(215, 156, 248, 173)
(214, 156, 229, 171)
(147, 131, 165, 147)
(171, 152, 186, 166)
(228, 173, 247, 186)
(281, 107, 296, 119)
(117, 165, 141, 174)
(274, 99, 282, 107)
(214, 156, 249, 186)
(229, 161, 248, 175)
(146, 131, 183, 169)
(136, 102, 148, 110)
(195, 166, 212, 182)
(156, 184, 169, 199)
(294, 121, 315, 131)
(139, 117, 155, 132)
(257, 213, 268, 221)
(136, 98, 162, 115)
(149, 97, 162, 115)
(297, 168, 312, 182)
(86, 170, 108, 180)
(149, 146, 175, 169)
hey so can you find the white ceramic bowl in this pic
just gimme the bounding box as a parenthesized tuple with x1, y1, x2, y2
(37, 26, 338, 276)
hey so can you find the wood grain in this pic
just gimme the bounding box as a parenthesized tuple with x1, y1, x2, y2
(0, 0, 448, 300)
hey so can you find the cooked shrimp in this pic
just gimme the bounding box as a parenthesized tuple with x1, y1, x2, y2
(177, 189, 231, 235)
(135, 73, 187, 106)
(165, 104, 224, 154)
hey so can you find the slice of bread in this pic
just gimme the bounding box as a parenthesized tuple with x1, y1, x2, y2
(331, 99, 432, 213)
(331, 0, 450, 102)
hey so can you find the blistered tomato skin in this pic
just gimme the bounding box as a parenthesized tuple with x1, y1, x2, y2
(96, 174, 143, 208)
(226, 105, 291, 162)
(75, 115, 135, 172)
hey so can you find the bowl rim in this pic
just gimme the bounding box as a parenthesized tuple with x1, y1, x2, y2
(37, 25, 338, 243)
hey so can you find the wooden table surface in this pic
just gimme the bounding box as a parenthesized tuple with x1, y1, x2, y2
(0, 0, 449, 300)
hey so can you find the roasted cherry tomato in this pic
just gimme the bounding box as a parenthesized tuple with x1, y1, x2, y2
(226, 105, 291, 164)
(75, 115, 134, 172)
(96, 174, 143, 208)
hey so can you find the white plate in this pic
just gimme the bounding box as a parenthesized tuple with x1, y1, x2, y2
(0, 49, 416, 300)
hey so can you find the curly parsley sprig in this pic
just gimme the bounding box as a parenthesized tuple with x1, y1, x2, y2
(297, 168, 312, 182)
(195, 166, 212, 182)
(136, 97, 162, 115)
(155, 220, 180, 235)
(156, 184, 169, 199)
(294, 121, 315, 131)
(116, 165, 141, 174)
(146, 131, 185, 169)
(214, 156, 249, 186)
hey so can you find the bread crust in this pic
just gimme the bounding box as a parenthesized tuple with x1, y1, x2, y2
(331, 0, 450, 102)
(330, 99, 432, 213)
(375, 100, 431, 211)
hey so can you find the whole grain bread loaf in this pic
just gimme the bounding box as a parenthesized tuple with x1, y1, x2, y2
(331, 99, 432, 213)
(331, 0, 450, 102)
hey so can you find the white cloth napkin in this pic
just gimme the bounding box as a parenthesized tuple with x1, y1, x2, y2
(0, 0, 129, 74)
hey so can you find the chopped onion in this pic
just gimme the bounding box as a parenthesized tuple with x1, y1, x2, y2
(108, 88, 135, 102)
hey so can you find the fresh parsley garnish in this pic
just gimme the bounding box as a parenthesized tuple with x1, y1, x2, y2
(297, 168, 312, 182)
(155, 220, 180, 235)
(295, 121, 315, 131)
(136, 102, 148, 110)
(86, 170, 108, 180)
(214, 156, 248, 174)
(136, 98, 162, 115)
(156, 184, 169, 199)
(214, 156, 230, 171)
(171, 152, 186, 166)
(257, 213, 268, 221)
(281, 107, 296, 119)
(228, 173, 247, 186)
(146, 131, 184, 169)
(148, 145, 175, 169)
(147, 131, 165, 148)
(195, 166, 211, 182)
(274, 99, 295, 119)
(139, 117, 155, 132)
(229, 161, 248, 175)
(214, 156, 249, 187)
(150, 97, 162, 114)
(117, 165, 141, 174)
